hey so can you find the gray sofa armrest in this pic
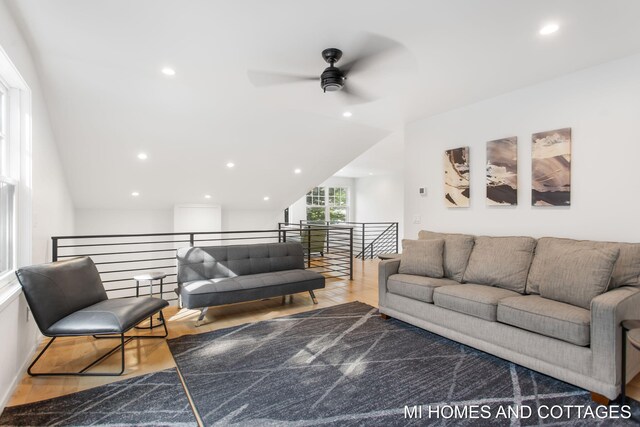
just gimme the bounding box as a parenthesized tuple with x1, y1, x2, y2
(378, 259, 401, 308)
(590, 286, 640, 386)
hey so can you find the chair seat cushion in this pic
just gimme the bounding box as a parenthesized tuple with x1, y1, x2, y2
(497, 295, 591, 346)
(433, 283, 521, 321)
(387, 274, 459, 303)
(45, 297, 168, 336)
(179, 269, 325, 309)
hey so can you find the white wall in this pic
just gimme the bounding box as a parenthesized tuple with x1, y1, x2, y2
(75, 209, 173, 235)
(354, 172, 404, 242)
(0, 1, 74, 411)
(75, 207, 284, 234)
(405, 53, 640, 243)
(222, 209, 283, 231)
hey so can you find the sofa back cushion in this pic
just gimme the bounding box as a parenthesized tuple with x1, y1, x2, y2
(534, 243, 620, 310)
(398, 239, 444, 278)
(177, 242, 305, 283)
(462, 236, 536, 293)
(418, 230, 474, 282)
(527, 237, 640, 294)
(610, 242, 640, 288)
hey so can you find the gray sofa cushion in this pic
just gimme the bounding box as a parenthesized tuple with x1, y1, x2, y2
(180, 269, 324, 309)
(528, 238, 640, 293)
(418, 230, 475, 282)
(497, 295, 591, 346)
(534, 244, 620, 310)
(398, 239, 444, 278)
(610, 242, 640, 288)
(177, 243, 304, 283)
(433, 284, 521, 321)
(462, 236, 536, 293)
(387, 274, 459, 303)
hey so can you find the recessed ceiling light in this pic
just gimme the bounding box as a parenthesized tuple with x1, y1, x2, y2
(294, 168, 302, 174)
(263, 196, 270, 201)
(226, 162, 235, 168)
(539, 23, 559, 35)
(161, 67, 176, 76)
(131, 191, 140, 197)
(368, 172, 373, 176)
(204, 194, 211, 199)
(342, 111, 353, 118)
(137, 152, 148, 160)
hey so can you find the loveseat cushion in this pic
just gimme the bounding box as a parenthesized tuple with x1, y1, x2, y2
(527, 237, 640, 293)
(179, 269, 325, 309)
(387, 274, 459, 303)
(497, 295, 591, 346)
(398, 239, 445, 278)
(433, 284, 520, 321)
(527, 238, 620, 309)
(418, 230, 475, 282)
(462, 236, 536, 293)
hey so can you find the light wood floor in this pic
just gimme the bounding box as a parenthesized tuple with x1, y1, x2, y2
(7, 259, 640, 406)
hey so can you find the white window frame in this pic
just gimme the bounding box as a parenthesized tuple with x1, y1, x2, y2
(305, 186, 350, 223)
(0, 44, 32, 295)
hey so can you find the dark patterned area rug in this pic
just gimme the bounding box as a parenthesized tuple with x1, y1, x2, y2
(167, 301, 640, 426)
(0, 369, 197, 426)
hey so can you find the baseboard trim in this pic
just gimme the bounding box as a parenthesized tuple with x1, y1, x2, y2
(0, 335, 40, 412)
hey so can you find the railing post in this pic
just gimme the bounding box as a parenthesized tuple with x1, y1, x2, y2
(395, 222, 399, 253)
(52, 237, 58, 262)
(307, 225, 311, 269)
(278, 223, 282, 243)
(362, 224, 365, 258)
(349, 227, 354, 280)
(326, 226, 330, 253)
(189, 233, 195, 247)
(283, 230, 287, 243)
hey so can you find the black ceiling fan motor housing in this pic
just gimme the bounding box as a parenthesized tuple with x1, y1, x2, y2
(320, 48, 345, 92)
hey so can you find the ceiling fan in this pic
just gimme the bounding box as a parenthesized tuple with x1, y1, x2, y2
(247, 33, 407, 104)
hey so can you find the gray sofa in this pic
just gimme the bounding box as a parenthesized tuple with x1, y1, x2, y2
(379, 231, 640, 401)
(177, 242, 325, 325)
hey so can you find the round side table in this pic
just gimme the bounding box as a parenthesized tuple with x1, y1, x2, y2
(134, 271, 167, 329)
(621, 319, 640, 404)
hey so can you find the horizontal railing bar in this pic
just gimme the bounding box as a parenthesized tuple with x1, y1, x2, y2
(102, 273, 177, 284)
(98, 265, 176, 274)
(93, 257, 175, 266)
(57, 248, 179, 258)
(58, 240, 192, 248)
(54, 227, 354, 240)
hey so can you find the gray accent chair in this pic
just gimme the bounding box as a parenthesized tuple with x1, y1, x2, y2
(16, 257, 169, 376)
(176, 242, 325, 325)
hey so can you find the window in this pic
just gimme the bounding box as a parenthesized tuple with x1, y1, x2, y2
(0, 47, 30, 291)
(306, 186, 349, 223)
(0, 79, 15, 280)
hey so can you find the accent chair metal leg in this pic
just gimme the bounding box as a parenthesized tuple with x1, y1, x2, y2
(282, 295, 287, 305)
(309, 290, 318, 304)
(195, 307, 209, 327)
(622, 326, 627, 404)
(28, 310, 168, 377)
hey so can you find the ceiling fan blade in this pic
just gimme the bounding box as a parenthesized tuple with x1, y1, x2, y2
(247, 70, 317, 87)
(339, 84, 376, 105)
(340, 33, 407, 76)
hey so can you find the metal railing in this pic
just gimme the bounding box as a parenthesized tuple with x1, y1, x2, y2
(278, 223, 353, 279)
(299, 220, 398, 259)
(51, 226, 353, 302)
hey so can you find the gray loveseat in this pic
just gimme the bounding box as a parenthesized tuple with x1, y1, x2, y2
(177, 242, 325, 325)
(379, 231, 640, 401)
